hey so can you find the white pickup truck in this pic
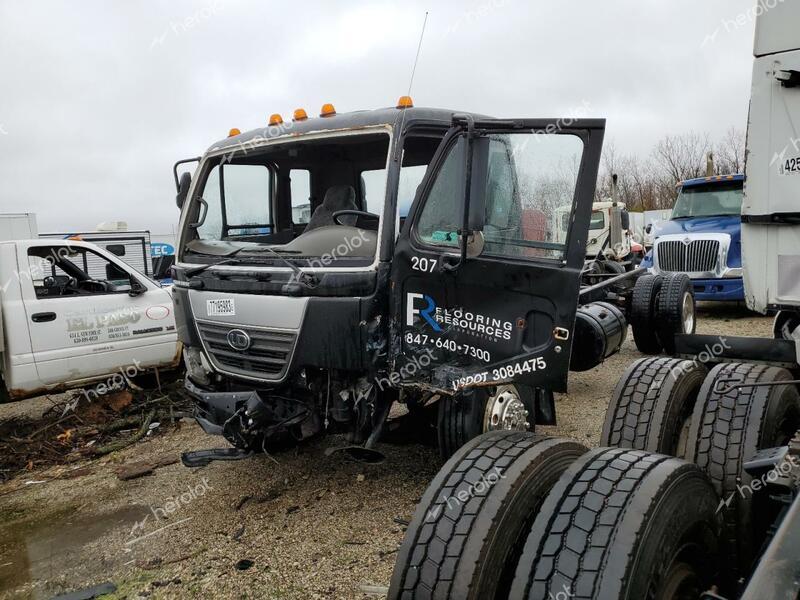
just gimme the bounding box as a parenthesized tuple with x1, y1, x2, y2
(0, 238, 180, 401)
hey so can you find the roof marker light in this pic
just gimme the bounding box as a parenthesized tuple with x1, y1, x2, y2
(293, 108, 308, 121)
(269, 114, 284, 126)
(228, 128, 241, 137)
(320, 103, 336, 117)
(397, 95, 414, 109)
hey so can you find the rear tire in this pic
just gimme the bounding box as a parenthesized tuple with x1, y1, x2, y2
(601, 356, 707, 456)
(630, 274, 664, 354)
(509, 448, 721, 600)
(656, 273, 696, 354)
(603, 260, 626, 275)
(388, 431, 587, 600)
(437, 386, 534, 459)
(686, 362, 800, 578)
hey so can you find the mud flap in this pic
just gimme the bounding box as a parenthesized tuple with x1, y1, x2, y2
(534, 387, 556, 426)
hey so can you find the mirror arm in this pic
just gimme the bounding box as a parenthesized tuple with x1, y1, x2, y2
(442, 117, 478, 274)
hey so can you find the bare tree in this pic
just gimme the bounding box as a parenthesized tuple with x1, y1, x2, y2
(591, 129, 742, 213)
(714, 127, 746, 174)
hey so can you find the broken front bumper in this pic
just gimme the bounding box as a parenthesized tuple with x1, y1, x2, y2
(184, 378, 259, 437)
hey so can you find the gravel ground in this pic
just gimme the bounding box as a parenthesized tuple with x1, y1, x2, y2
(0, 304, 773, 600)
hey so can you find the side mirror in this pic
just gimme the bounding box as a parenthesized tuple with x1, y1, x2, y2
(176, 172, 192, 209)
(128, 276, 146, 297)
(466, 137, 490, 232)
(620, 210, 630, 231)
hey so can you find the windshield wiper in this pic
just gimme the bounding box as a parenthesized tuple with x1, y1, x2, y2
(259, 246, 318, 288)
(184, 250, 244, 276)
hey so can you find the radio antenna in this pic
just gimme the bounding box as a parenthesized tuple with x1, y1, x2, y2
(407, 11, 429, 97)
(396, 11, 429, 159)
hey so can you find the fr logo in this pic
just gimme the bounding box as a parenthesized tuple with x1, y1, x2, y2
(406, 293, 443, 332)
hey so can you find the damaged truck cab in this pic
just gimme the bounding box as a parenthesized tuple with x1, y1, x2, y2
(172, 101, 605, 458)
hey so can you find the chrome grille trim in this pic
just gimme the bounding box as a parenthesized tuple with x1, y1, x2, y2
(652, 233, 733, 278)
(196, 319, 297, 382)
(657, 239, 720, 272)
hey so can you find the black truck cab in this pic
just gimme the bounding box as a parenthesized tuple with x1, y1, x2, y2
(171, 99, 605, 457)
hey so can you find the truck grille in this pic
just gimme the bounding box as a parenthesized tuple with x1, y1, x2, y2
(656, 239, 720, 273)
(196, 320, 297, 381)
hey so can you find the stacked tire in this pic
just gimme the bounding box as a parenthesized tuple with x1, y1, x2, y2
(630, 272, 696, 355)
(390, 431, 722, 600)
(391, 360, 800, 599)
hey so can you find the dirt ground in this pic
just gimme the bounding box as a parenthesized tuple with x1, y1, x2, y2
(0, 304, 773, 600)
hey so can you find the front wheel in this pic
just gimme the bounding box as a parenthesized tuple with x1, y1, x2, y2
(437, 385, 534, 459)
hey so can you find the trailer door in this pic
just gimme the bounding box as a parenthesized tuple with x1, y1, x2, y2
(390, 117, 604, 393)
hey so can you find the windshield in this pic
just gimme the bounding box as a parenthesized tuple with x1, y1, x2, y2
(185, 132, 391, 266)
(671, 182, 743, 219)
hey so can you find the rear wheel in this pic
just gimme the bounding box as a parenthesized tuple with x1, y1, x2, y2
(601, 356, 707, 456)
(630, 274, 664, 354)
(656, 273, 696, 354)
(437, 385, 534, 459)
(389, 431, 587, 600)
(509, 448, 721, 600)
(686, 363, 800, 578)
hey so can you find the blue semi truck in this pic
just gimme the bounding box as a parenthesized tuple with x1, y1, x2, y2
(642, 173, 744, 301)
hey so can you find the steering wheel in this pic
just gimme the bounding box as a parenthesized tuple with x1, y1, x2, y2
(332, 209, 379, 226)
(60, 277, 78, 295)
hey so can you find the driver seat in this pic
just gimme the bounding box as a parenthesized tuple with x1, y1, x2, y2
(304, 185, 358, 232)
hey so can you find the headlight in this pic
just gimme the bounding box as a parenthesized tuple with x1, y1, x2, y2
(183, 346, 211, 386)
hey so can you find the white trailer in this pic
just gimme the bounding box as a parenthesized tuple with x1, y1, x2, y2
(0, 213, 38, 241)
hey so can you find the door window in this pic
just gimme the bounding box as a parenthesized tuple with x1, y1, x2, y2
(415, 133, 585, 259)
(27, 246, 136, 299)
(415, 143, 465, 248)
(290, 169, 311, 224)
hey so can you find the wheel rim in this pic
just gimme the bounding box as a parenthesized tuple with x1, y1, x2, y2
(681, 292, 695, 333)
(658, 561, 703, 600)
(483, 385, 529, 432)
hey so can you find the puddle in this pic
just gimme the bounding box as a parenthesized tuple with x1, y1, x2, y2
(0, 503, 149, 598)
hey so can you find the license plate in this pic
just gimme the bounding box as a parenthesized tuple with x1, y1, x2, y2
(206, 298, 235, 316)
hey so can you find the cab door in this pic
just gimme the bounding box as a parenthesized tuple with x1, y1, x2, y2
(390, 117, 605, 393)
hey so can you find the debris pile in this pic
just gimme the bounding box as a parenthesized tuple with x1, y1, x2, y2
(0, 376, 192, 483)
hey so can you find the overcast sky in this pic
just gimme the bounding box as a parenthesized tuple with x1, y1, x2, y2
(0, 0, 759, 233)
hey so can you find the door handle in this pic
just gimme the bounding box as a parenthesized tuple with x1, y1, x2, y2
(31, 312, 56, 323)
